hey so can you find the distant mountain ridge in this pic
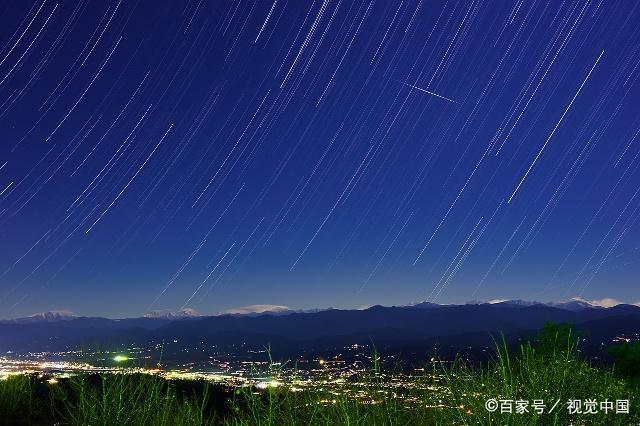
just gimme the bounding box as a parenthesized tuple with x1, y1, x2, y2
(143, 308, 202, 319)
(482, 299, 602, 311)
(2, 298, 628, 324)
(24, 310, 78, 322)
(5, 298, 637, 324)
(0, 300, 639, 357)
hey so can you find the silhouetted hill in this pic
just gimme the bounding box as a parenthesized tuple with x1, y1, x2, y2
(1, 303, 639, 357)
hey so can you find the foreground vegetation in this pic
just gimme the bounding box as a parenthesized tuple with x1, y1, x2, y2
(1, 325, 638, 425)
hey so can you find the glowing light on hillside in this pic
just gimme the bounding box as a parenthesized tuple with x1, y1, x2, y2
(256, 380, 282, 389)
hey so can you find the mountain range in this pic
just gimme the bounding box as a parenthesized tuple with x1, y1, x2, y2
(1, 299, 638, 360)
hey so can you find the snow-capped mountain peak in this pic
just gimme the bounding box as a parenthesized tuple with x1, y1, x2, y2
(27, 310, 77, 320)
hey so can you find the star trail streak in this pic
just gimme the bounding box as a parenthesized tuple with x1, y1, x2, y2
(0, 0, 639, 318)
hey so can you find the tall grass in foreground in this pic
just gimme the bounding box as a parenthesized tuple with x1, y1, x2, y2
(227, 332, 639, 425)
(0, 374, 218, 426)
(52, 374, 215, 426)
(439, 339, 636, 425)
(0, 331, 638, 425)
(0, 373, 44, 424)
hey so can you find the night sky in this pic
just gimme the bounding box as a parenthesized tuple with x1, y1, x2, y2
(1, 0, 639, 318)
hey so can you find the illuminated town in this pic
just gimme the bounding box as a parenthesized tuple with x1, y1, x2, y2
(0, 341, 459, 407)
(3, 331, 638, 409)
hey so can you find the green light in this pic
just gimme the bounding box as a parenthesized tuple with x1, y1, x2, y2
(113, 355, 129, 362)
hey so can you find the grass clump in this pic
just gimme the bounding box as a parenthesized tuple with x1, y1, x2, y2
(228, 325, 640, 425)
(441, 335, 636, 424)
(0, 375, 46, 425)
(51, 373, 216, 426)
(608, 341, 640, 380)
(0, 373, 219, 425)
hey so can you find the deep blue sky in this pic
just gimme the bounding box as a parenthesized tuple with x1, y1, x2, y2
(0, 0, 639, 318)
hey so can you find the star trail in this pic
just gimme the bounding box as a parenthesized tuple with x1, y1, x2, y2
(0, 0, 639, 318)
